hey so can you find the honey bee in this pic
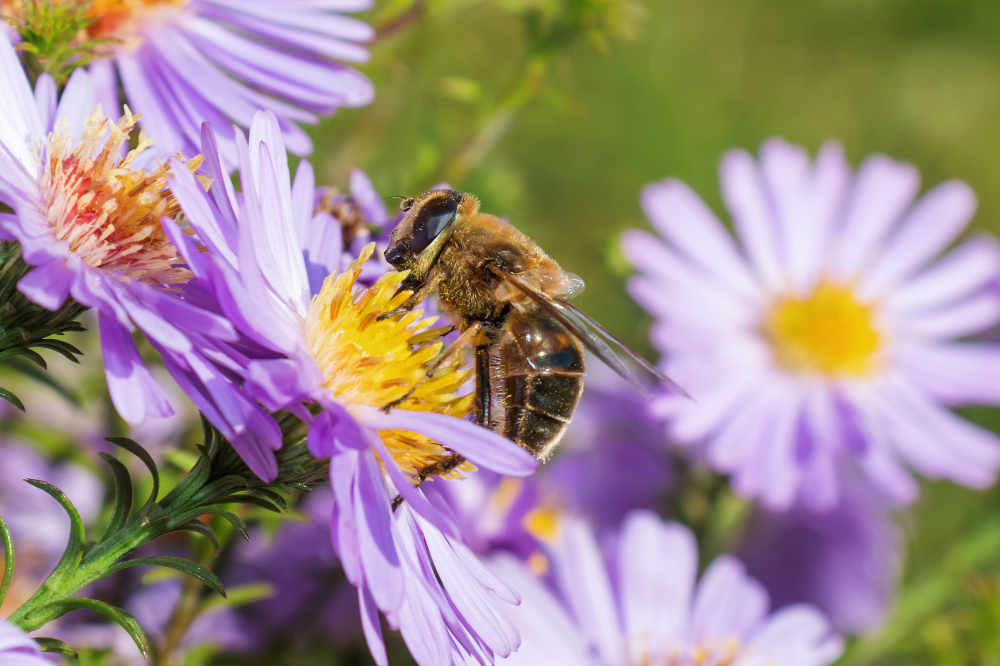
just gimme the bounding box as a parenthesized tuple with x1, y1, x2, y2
(381, 189, 684, 480)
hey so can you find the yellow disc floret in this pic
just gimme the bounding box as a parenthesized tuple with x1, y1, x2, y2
(40, 105, 203, 286)
(306, 244, 475, 480)
(766, 282, 882, 377)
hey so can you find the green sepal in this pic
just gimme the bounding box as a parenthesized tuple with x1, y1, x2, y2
(0, 387, 24, 412)
(24, 479, 85, 580)
(0, 513, 14, 608)
(98, 453, 134, 541)
(35, 637, 79, 658)
(0, 346, 46, 369)
(46, 598, 148, 657)
(171, 520, 222, 557)
(105, 437, 159, 516)
(158, 449, 212, 511)
(32, 339, 83, 363)
(107, 557, 226, 599)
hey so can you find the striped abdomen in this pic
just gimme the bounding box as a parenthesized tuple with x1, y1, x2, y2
(491, 309, 585, 460)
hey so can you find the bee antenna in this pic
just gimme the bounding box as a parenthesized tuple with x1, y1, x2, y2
(387, 195, 410, 201)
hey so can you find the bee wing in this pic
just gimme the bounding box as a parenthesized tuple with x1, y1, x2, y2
(491, 267, 690, 399)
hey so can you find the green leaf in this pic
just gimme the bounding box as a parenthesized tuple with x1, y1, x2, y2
(33, 339, 82, 363)
(0, 347, 46, 369)
(46, 598, 148, 657)
(0, 387, 24, 412)
(24, 479, 85, 580)
(105, 437, 159, 515)
(0, 513, 14, 608)
(212, 494, 282, 513)
(171, 520, 221, 557)
(171, 508, 249, 541)
(107, 556, 226, 599)
(35, 637, 79, 658)
(98, 453, 134, 541)
(158, 450, 212, 512)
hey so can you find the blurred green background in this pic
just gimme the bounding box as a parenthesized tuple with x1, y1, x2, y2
(304, 0, 1000, 663)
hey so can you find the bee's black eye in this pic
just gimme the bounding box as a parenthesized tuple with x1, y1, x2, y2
(400, 198, 415, 212)
(410, 197, 458, 253)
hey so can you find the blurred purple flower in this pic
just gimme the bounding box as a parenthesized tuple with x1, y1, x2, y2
(625, 138, 1000, 511)
(0, 32, 263, 453)
(739, 479, 902, 635)
(166, 110, 537, 664)
(0, 440, 103, 612)
(489, 511, 844, 666)
(0, 619, 49, 666)
(69, 0, 375, 164)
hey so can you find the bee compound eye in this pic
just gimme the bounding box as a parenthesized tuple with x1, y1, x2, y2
(410, 197, 458, 253)
(401, 198, 415, 212)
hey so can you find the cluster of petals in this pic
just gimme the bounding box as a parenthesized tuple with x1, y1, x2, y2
(625, 138, 1000, 511)
(163, 110, 537, 663)
(490, 510, 843, 666)
(57, 0, 377, 164)
(0, 32, 252, 439)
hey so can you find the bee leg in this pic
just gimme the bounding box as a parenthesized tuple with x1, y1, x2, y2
(392, 453, 468, 512)
(382, 322, 483, 412)
(377, 272, 444, 321)
(474, 343, 491, 428)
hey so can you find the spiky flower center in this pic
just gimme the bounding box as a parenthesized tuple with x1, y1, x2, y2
(39, 106, 201, 285)
(306, 244, 474, 480)
(766, 282, 882, 377)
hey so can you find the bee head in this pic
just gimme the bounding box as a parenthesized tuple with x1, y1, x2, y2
(385, 189, 467, 271)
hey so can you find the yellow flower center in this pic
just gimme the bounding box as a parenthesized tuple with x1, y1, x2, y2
(306, 244, 475, 481)
(765, 282, 882, 377)
(40, 105, 202, 286)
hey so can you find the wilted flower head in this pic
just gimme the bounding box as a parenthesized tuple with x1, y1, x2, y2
(2, 0, 375, 163)
(625, 138, 1000, 510)
(166, 110, 537, 663)
(490, 510, 844, 666)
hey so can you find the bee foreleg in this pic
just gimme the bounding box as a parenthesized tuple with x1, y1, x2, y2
(377, 272, 444, 321)
(381, 321, 483, 412)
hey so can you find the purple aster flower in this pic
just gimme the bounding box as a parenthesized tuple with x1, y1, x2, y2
(0, 619, 49, 666)
(166, 110, 537, 664)
(0, 32, 281, 477)
(4, 0, 375, 163)
(489, 510, 844, 666)
(624, 138, 1000, 510)
(739, 478, 902, 635)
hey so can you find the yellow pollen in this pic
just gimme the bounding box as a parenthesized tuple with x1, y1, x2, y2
(523, 496, 563, 543)
(306, 244, 475, 482)
(39, 105, 204, 286)
(765, 282, 881, 377)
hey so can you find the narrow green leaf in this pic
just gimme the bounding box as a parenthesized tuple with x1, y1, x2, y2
(248, 487, 288, 512)
(0, 513, 14, 608)
(98, 453, 133, 541)
(33, 340, 82, 362)
(35, 637, 78, 658)
(105, 437, 158, 515)
(212, 495, 281, 513)
(107, 556, 226, 599)
(46, 598, 148, 657)
(171, 508, 249, 541)
(1, 347, 46, 369)
(0, 387, 24, 412)
(158, 450, 212, 512)
(24, 479, 85, 579)
(171, 520, 221, 557)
